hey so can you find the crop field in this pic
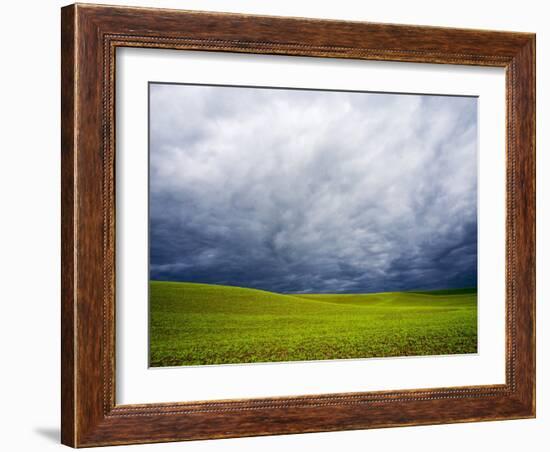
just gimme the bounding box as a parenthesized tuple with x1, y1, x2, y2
(149, 281, 477, 367)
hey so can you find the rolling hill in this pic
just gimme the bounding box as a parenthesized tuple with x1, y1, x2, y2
(149, 281, 477, 367)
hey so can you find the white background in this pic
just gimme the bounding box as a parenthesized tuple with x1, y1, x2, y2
(117, 49, 505, 404)
(0, 0, 546, 451)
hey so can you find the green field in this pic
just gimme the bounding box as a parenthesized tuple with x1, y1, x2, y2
(149, 281, 477, 367)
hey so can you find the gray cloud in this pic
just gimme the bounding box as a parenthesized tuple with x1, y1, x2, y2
(149, 83, 477, 293)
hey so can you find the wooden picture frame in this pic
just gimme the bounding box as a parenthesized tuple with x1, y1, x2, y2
(61, 3, 535, 447)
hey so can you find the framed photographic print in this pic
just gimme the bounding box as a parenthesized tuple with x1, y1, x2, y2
(61, 3, 536, 447)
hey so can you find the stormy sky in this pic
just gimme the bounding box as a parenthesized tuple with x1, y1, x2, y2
(149, 83, 477, 294)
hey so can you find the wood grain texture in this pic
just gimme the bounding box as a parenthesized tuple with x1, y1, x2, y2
(61, 3, 536, 447)
(60, 5, 76, 446)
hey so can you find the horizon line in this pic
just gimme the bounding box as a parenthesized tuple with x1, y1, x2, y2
(149, 279, 477, 296)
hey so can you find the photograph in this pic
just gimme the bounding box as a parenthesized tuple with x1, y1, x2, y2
(148, 83, 479, 367)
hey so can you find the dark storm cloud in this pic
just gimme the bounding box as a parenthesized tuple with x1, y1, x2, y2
(149, 83, 477, 293)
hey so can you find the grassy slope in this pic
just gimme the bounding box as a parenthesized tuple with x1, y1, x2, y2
(150, 281, 477, 367)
